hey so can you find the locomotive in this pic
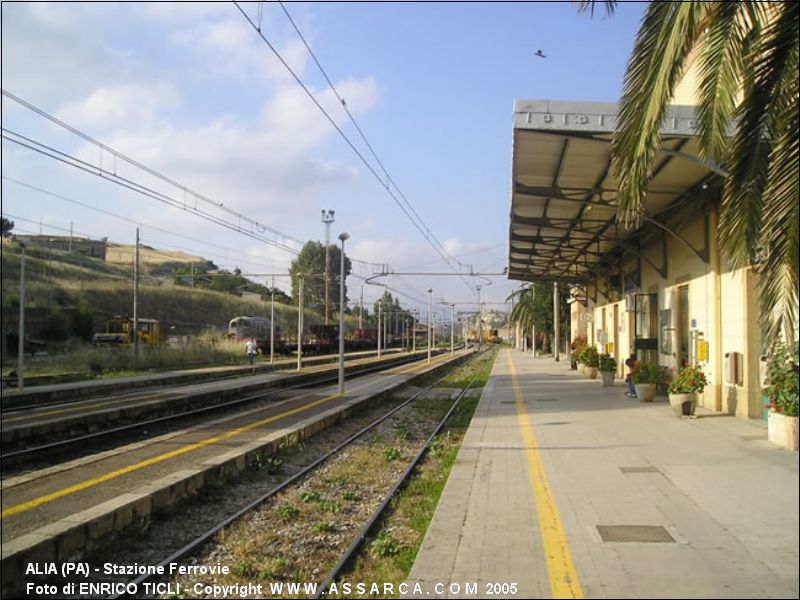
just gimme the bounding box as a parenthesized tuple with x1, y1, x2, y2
(228, 316, 284, 353)
(228, 316, 384, 355)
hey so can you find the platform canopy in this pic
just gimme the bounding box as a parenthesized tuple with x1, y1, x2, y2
(508, 100, 720, 285)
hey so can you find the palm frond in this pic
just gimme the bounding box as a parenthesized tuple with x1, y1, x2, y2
(696, 2, 748, 162)
(756, 9, 799, 342)
(575, 1, 617, 18)
(611, 1, 708, 228)
(719, 1, 799, 270)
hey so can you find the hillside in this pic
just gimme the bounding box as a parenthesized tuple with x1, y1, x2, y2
(1, 237, 308, 346)
(105, 243, 215, 277)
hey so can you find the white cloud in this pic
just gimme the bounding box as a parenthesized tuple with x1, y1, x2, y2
(56, 81, 181, 129)
(170, 16, 309, 85)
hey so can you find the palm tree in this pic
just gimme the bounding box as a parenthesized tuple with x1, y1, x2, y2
(508, 286, 537, 350)
(578, 1, 798, 344)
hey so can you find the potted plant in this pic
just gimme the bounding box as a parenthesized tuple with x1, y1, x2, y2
(764, 342, 799, 451)
(570, 335, 587, 371)
(599, 353, 616, 386)
(582, 345, 600, 379)
(668, 364, 707, 416)
(633, 362, 662, 402)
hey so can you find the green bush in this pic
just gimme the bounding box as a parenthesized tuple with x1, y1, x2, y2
(580, 346, 600, 368)
(633, 362, 664, 384)
(599, 353, 617, 372)
(764, 342, 799, 417)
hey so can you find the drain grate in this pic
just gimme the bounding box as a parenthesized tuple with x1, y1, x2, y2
(535, 398, 558, 402)
(597, 525, 675, 543)
(619, 466, 660, 474)
(540, 421, 571, 426)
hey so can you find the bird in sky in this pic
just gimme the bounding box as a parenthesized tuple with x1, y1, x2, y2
(534, 49, 547, 58)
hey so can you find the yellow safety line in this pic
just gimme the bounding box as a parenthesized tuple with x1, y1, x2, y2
(508, 350, 584, 599)
(1, 357, 434, 519)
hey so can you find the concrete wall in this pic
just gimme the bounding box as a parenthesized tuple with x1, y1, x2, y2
(571, 205, 765, 420)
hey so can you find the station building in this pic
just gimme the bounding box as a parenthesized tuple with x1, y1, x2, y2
(507, 93, 773, 421)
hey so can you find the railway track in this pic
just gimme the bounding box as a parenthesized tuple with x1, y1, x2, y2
(96, 350, 488, 599)
(1, 350, 475, 596)
(1, 351, 436, 470)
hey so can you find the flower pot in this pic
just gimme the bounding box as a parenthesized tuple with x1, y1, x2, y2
(634, 383, 656, 402)
(669, 392, 696, 415)
(767, 411, 799, 451)
(600, 371, 615, 386)
(587, 366, 598, 379)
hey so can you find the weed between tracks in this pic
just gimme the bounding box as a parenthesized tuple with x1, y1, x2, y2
(328, 349, 497, 598)
(175, 350, 494, 599)
(167, 351, 496, 599)
(44, 351, 495, 600)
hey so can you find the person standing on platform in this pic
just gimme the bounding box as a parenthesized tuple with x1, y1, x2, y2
(625, 353, 638, 397)
(246, 338, 258, 365)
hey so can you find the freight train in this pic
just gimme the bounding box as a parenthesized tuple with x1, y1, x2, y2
(228, 316, 284, 353)
(228, 316, 386, 355)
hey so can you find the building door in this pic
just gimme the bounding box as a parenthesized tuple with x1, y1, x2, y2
(676, 285, 690, 367)
(613, 304, 619, 375)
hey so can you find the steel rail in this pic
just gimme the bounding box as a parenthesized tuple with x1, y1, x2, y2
(314, 348, 488, 598)
(1, 352, 432, 464)
(110, 350, 474, 599)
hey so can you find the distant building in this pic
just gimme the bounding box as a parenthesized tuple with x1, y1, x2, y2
(17, 235, 107, 260)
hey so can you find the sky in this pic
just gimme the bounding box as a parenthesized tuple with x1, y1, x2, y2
(1, 1, 646, 323)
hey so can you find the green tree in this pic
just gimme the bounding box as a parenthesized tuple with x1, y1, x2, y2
(289, 241, 351, 313)
(40, 305, 69, 341)
(1, 217, 14, 237)
(579, 1, 798, 343)
(72, 299, 95, 341)
(507, 283, 569, 352)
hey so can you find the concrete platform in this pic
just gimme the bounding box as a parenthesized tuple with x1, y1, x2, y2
(0, 352, 468, 587)
(407, 349, 799, 599)
(1, 351, 416, 444)
(1, 348, 403, 409)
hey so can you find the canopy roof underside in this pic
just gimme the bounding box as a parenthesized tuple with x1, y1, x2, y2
(508, 100, 720, 284)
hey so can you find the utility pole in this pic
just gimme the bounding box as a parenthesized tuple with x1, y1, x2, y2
(377, 301, 382, 358)
(321, 210, 335, 325)
(133, 227, 140, 369)
(297, 275, 304, 371)
(554, 281, 560, 362)
(477, 286, 482, 350)
(359, 284, 363, 329)
(270, 275, 275, 364)
(531, 284, 536, 357)
(427, 289, 432, 364)
(450, 304, 455, 356)
(412, 310, 417, 355)
(338, 232, 349, 395)
(17, 242, 26, 391)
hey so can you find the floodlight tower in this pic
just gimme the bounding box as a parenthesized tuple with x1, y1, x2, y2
(321, 209, 335, 324)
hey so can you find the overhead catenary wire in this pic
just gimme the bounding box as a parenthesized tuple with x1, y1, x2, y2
(234, 2, 474, 291)
(3, 92, 449, 310)
(1, 89, 303, 249)
(1, 176, 284, 273)
(1, 128, 303, 256)
(278, 1, 473, 277)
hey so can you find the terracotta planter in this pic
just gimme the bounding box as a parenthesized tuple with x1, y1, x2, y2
(634, 383, 656, 402)
(669, 392, 696, 415)
(587, 366, 598, 379)
(767, 410, 799, 451)
(600, 370, 615, 386)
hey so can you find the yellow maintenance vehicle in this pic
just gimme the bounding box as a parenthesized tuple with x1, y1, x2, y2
(92, 316, 163, 348)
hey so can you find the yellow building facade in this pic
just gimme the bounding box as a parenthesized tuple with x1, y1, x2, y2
(509, 99, 770, 421)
